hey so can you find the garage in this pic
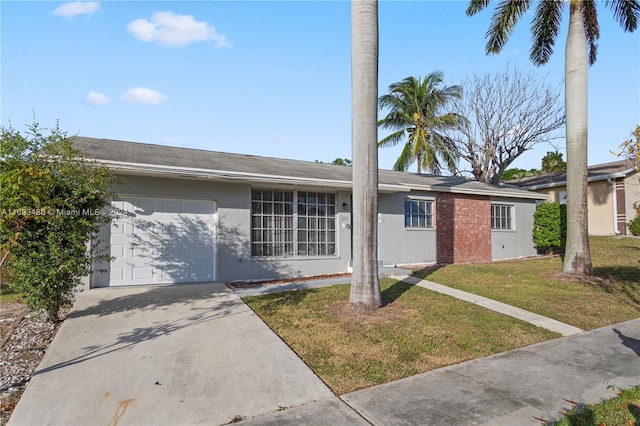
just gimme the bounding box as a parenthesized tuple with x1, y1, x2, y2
(94, 196, 215, 287)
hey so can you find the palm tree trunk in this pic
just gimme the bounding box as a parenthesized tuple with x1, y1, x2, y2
(563, 1, 592, 276)
(349, 0, 381, 308)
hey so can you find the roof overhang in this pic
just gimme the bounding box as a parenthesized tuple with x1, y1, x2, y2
(98, 159, 545, 199)
(519, 170, 633, 191)
(400, 183, 548, 200)
(99, 159, 410, 193)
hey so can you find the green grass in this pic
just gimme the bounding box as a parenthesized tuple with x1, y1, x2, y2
(414, 236, 640, 330)
(0, 284, 22, 304)
(549, 386, 640, 425)
(245, 278, 558, 394)
(244, 236, 639, 395)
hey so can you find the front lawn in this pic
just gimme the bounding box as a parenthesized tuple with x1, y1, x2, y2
(549, 386, 640, 425)
(414, 236, 640, 330)
(244, 278, 558, 394)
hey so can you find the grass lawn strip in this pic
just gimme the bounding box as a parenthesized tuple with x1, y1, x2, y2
(549, 386, 640, 425)
(244, 278, 559, 395)
(415, 236, 640, 330)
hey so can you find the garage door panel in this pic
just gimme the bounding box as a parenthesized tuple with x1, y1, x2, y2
(110, 267, 125, 282)
(103, 197, 215, 286)
(189, 265, 212, 280)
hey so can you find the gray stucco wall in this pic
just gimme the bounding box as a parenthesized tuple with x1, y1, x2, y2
(490, 197, 537, 260)
(92, 175, 352, 286)
(378, 192, 437, 265)
(91, 174, 539, 287)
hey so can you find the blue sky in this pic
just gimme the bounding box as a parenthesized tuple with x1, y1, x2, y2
(2, 1, 638, 173)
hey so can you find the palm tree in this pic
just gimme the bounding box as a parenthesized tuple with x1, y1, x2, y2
(540, 150, 566, 174)
(349, 0, 381, 309)
(467, 0, 639, 276)
(378, 72, 463, 174)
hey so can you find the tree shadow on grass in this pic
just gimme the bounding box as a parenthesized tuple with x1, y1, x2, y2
(629, 403, 640, 425)
(591, 266, 640, 307)
(409, 264, 447, 281)
(242, 287, 324, 315)
(245, 276, 418, 313)
(381, 280, 414, 307)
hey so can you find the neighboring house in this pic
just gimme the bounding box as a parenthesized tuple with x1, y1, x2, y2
(506, 159, 639, 236)
(72, 137, 547, 288)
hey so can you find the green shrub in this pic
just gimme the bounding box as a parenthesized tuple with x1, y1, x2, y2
(533, 202, 567, 254)
(629, 215, 640, 236)
(1, 122, 118, 321)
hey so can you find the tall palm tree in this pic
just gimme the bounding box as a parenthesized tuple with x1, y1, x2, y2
(349, 0, 381, 309)
(467, 0, 639, 276)
(378, 72, 463, 174)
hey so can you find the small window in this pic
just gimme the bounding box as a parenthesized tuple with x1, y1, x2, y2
(491, 204, 513, 230)
(404, 199, 433, 228)
(558, 190, 568, 205)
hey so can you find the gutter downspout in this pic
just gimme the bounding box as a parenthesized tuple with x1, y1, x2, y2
(607, 177, 620, 234)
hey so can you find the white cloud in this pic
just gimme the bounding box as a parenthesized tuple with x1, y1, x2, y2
(52, 1, 100, 18)
(85, 90, 110, 105)
(122, 87, 167, 104)
(127, 11, 230, 47)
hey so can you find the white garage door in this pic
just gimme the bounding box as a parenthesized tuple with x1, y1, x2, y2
(95, 197, 215, 287)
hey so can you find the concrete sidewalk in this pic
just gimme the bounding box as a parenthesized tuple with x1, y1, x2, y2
(9, 280, 640, 425)
(342, 318, 640, 425)
(8, 283, 359, 426)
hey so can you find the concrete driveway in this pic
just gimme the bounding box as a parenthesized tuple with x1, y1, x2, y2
(9, 283, 362, 425)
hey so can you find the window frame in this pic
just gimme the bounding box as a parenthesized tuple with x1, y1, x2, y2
(250, 188, 337, 258)
(491, 203, 514, 231)
(403, 197, 435, 229)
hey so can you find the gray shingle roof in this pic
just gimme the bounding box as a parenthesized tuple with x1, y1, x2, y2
(506, 159, 637, 189)
(71, 136, 545, 199)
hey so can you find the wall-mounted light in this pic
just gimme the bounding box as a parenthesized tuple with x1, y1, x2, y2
(342, 202, 349, 211)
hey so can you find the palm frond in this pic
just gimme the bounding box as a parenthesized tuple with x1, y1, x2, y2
(394, 142, 416, 172)
(379, 71, 467, 174)
(378, 129, 407, 148)
(486, 0, 533, 54)
(467, 0, 492, 16)
(583, 0, 600, 65)
(606, 0, 640, 31)
(530, 0, 564, 66)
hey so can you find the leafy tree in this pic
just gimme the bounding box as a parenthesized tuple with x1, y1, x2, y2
(0, 122, 118, 321)
(448, 66, 565, 184)
(332, 158, 352, 166)
(541, 150, 566, 174)
(501, 168, 539, 181)
(467, 0, 640, 276)
(617, 125, 640, 170)
(378, 72, 463, 174)
(533, 203, 567, 255)
(350, 0, 381, 310)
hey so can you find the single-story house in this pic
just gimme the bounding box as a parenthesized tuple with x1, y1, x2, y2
(506, 159, 639, 236)
(72, 137, 547, 288)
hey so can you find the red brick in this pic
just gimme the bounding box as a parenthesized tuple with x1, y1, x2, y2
(436, 193, 491, 264)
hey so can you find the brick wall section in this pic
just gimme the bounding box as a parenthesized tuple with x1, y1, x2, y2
(436, 193, 492, 264)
